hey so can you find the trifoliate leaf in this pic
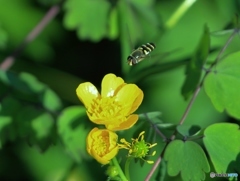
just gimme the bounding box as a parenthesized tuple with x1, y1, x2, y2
(182, 25, 210, 99)
(57, 106, 90, 162)
(204, 51, 240, 119)
(63, 0, 111, 42)
(164, 140, 210, 181)
(203, 123, 240, 174)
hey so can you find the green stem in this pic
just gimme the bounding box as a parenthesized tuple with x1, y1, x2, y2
(165, 0, 197, 29)
(124, 158, 131, 181)
(112, 157, 128, 181)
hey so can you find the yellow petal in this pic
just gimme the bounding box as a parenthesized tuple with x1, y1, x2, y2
(102, 146, 119, 162)
(91, 150, 110, 165)
(106, 114, 139, 131)
(86, 111, 106, 125)
(115, 84, 143, 115)
(86, 127, 98, 154)
(101, 73, 125, 97)
(76, 82, 99, 108)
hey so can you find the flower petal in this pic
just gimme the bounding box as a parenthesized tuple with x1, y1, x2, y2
(101, 73, 125, 97)
(102, 146, 119, 162)
(91, 150, 110, 165)
(106, 114, 139, 131)
(76, 82, 99, 108)
(115, 84, 143, 115)
(86, 111, 105, 125)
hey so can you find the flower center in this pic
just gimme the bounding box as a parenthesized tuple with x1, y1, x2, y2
(89, 97, 122, 119)
(93, 131, 110, 156)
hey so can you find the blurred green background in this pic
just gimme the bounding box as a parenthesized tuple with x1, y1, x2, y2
(0, 0, 239, 180)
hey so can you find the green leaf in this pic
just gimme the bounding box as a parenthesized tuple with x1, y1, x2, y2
(16, 106, 55, 151)
(139, 111, 162, 124)
(203, 123, 240, 174)
(19, 72, 46, 93)
(40, 88, 62, 112)
(130, 0, 159, 28)
(0, 96, 22, 145)
(0, 96, 21, 115)
(108, 7, 119, 40)
(139, 112, 176, 131)
(31, 112, 54, 140)
(16, 106, 54, 140)
(204, 51, 240, 119)
(0, 71, 45, 103)
(57, 106, 90, 162)
(0, 70, 40, 95)
(0, 116, 11, 131)
(211, 14, 240, 36)
(0, 80, 8, 96)
(16, 106, 35, 137)
(164, 140, 210, 181)
(181, 25, 210, 99)
(0, 24, 8, 49)
(211, 29, 235, 36)
(0, 116, 11, 148)
(0, 71, 62, 112)
(177, 125, 201, 137)
(63, 0, 111, 42)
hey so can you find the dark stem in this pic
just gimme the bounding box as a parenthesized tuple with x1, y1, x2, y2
(213, 29, 237, 66)
(0, 5, 60, 70)
(171, 82, 202, 140)
(144, 113, 167, 141)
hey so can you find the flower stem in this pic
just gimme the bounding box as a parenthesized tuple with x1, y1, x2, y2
(165, 0, 197, 29)
(112, 157, 128, 181)
(124, 158, 131, 181)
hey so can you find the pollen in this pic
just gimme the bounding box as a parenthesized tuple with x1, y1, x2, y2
(89, 97, 122, 119)
(93, 133, 110, 156)
(118, 131, 157, 164)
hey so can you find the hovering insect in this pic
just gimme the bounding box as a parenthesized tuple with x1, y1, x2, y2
(127, 43, 156, 66)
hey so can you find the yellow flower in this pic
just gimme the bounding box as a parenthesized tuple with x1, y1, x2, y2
(118, 131, 157, 164)
(76, 73, 143, 131)
(87, 127, 119, 165)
